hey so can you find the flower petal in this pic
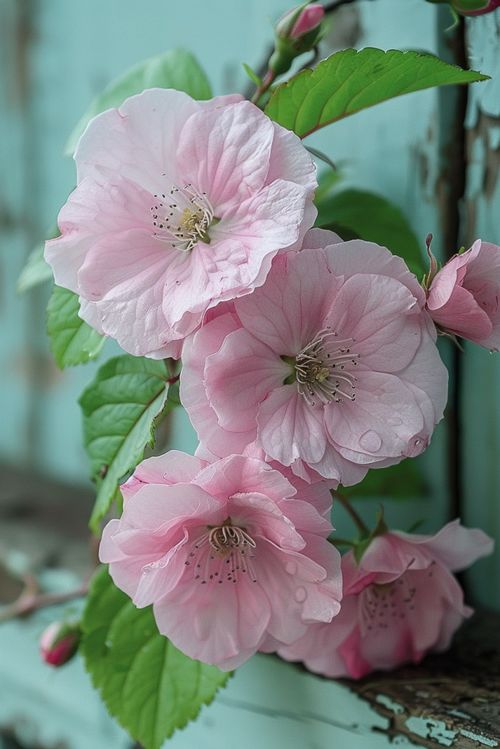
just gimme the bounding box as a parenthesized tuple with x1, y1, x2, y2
(325, 274, 421, 372)
(76, 88, 202, 189)
(395, 519, 494, 572)
(205, 328, 288, 432)
(258, 386, 327, 466)
(176, 100, 274, 211)
(154, 574, 271, 670)
(325, 239, 425, 306)
(236, 249, 340, 354)
(195, 454, 295, 504)
(325, 371, 425, 464)
(121, 451, 207, 501)
(180, 312, 256, 457)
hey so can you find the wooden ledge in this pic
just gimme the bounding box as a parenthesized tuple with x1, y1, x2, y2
(344, 611, 500, 747)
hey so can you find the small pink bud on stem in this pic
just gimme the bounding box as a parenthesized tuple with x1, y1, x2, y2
(40, 620, 81, 667)
(256, 2, 326, 97)
(276, 2, 325, 40)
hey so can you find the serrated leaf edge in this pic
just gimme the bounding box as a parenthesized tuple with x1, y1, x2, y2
(81, 569, 231, 749)
(266, 48, 489, 137)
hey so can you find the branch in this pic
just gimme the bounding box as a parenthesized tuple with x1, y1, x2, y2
(332, 490, 370, 536)
(0, 579, 88, 623)
(323, 0, 376, 11)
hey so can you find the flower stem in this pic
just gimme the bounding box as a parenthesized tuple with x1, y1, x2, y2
(0, 582, 88, 624)
(164, 357, 180, 385)
(251, 69, 276, 105)
(323, 0, 377, 11)
(331, 490, 370, 537)
(327, 536, 356, 547)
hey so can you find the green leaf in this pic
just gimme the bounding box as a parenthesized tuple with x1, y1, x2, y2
(343, 458, 427, 500)
(79, 356, 169, 531)
(163, 378, 181, 415)
(265, 48, 488, 138)
(66, 49, 213, 154)
(242, 62, 262, 87)
(316, 188, 425, 276)
(47, 286, 105, 368)
(17, 225, 59, 293)
(82, 568, 230, 749)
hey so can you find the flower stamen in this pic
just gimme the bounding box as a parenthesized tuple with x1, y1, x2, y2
(294, 328, 360, 407)
(184, 520, 258, 584)
(151, 183, 216, 251)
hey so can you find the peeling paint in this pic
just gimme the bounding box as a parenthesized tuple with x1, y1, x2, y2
(465, 13, 500, 124)
(405, 717, 458, 747)
(376, 694, 405, 715)
(460, 730, 499, 747)
(487, 125, 500, 151)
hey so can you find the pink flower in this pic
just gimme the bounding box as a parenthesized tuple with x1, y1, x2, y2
(278, 520, 494, 678)
(45, 89, 317, 358)
(276, 3, 325, 40)
(426, 240, 500, 350)
(181, 231, 448, 484)
(40, 621, 81, 667)
(99, 451, 342, 670)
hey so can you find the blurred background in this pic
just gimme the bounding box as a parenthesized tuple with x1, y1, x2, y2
(0, 1, 499, 747)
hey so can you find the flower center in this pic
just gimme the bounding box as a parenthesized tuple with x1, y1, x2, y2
(151, 183, 216, 251)
(358, 571, 424, 635)
(184, 519, 258, 585)
(293, 327, 360, 407)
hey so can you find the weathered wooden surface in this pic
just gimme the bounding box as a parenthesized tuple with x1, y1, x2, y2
(462, 12, 500, 609)
(349, 612, 500, 748)
(0, 463, 93, 587)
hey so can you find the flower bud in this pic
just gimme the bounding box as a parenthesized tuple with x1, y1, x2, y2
(426, 239, 500, 350)
(40, 620, 81, 667)
(276, 3, 325, 40)
(270, 3, 326, 76)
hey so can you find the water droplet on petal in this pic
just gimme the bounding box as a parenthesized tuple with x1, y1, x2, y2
(403, 435, 428, 458)
(285, 561, 297, 575)
(359, 430, 382, 453)
(294, 586, 307, 603)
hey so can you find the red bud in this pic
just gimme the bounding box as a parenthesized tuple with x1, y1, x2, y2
(40, 621, 80, 667)
(276, 3, 325, 41)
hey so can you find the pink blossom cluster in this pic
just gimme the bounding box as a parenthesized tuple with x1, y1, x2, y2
(46, 90, 495, 676)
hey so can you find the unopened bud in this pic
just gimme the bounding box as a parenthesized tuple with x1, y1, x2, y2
(271, 3, 326, 76)
(276, 3, 325, 40)
(40, 620, 81, 667)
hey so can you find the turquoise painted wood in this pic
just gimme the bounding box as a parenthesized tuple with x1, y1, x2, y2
(0, 1, 498, 748)
(462, 12, 500, 607)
